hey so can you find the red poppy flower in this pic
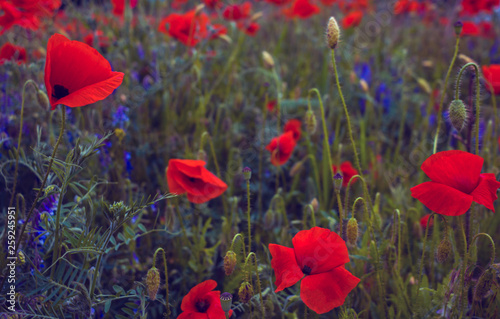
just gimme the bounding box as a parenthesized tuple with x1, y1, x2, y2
(44, 34, 124, 110)
(178, 280, 233, 319)
(265, 0, 292, 6)
(222, 2, 251, 21)
(341, 11, 363, 29)
(166, 159, 228, 204)
(266, 131, 297, 166)
(0, 42, 27, 65)
(284, 119, 302, 141)
(237, 21, 260, 36)
(283, 0, 320, 19)
(482, 65, 500, 95)
(0, 1, 39, 34)
(158, 10, 211, 47)
(394, 0, 420, 14)
(333, 161, 359, 187)
(411, 150, 500, 216)
(111, 0, 138, 16)
(461, 21, 481, 36)
(266, 100, 277, 112)
(203, 0, 222, 9)
(461, 0, 500, 15)
(420, 214, 433, 229)
(269, 227, 360, 314)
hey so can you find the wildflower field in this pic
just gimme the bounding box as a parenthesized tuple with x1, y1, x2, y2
(3, 0, 500, 318)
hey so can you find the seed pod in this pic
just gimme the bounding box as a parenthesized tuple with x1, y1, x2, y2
(454, 21, 463, 36)
(36, 90, 50, 110)
(238, 281, 254, 303)
(304, 110, 317, 134)
(436, 237, 453, 263)
(346, 217, 358, 245)
(334, 173, 343, 190)
(220, 292, 233, 313)
(326, 17, 340, 49)
(146, 267, 160, 301)
(224, 250, 237, 276)
(242, 167, 252, 180)
(474, 268, 494, 301)
(448, 99, 467, 131)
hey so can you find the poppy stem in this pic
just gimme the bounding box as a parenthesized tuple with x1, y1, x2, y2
(458, 217, 469, 317)
(245, 252, 265, 317)
(416, 213, 434, 302)
(230, 233, 246, 266)
(258, 95, 269, 216)
(336, 189, 344, 236)
(201, 132, 228, 217)
(432, 34, 460, 154)
(246, 178, 252, 254)
(472, 233, 496, 265)
(9, 79, 38, 208)
(302, 204, 316, 228)
(152, 247, 170, 317)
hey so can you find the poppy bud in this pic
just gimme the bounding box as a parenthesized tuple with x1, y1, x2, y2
(36, 90, 50, 110)
(346, 217, 358, 245)
(310, 198, 319, 212)
(224, 250, 237, 276)
(448, 99, 467, 131)
(304, 110, 317, 134)
(474, 268, 494, 301)
(262, 51, 275, 69)
(238, 281, 254, 303)
(334, 173, 343, 190)
(289, 161, 303, 177)
(326, 17, 340, 49)
(454, 21, 463, 36)
(436, 237, 452, 263)
(220, 292, 233, 313)
(197, 149, 207, 162)
(146, 267, 160, 301)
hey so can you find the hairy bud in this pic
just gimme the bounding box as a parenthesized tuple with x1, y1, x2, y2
(436, 237, 453, 263)
(238, 281, 254, 303)
(146, 267, 160, 301)
(224, 251, 237, 276)
(326, 17, 340, 49)
(474, 268, 495, 301)
(346, 217, 359, 245)
(448, 99, 467, 131)
(304, 110, 317, 134)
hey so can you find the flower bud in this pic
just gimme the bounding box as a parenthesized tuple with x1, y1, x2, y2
(220, 292, 233, 313)
(36, 90, 50, 110)
(310, 198, 319, 212)
(346, 217, 358, 245)
(289, 161, 303, 177)
(238, 281, 254, 303)
(262, 51, 275, 69)
(224, 250, 237, 276)
(146, 267, 160, 300)
(242, 167, 252, 180)
(197, 149, 207, 162)
(326, 17, 340, 49)
(448, 99, 467, 131)
(474, 268, 494, 301)
(454, 21, 463, 36)
(304, 110, 317, 134)
(435, 237, 452, 263)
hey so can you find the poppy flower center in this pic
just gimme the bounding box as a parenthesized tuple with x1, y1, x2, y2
(302, 265, 312, 275)
(52, 84, 70, 100)
(195, 299, 210, 313)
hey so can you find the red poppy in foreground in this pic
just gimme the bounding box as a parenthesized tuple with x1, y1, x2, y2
(482, 65, 500, 95)
(411, 150, 500, 216)
(178, 280, 233, 319)
(167, 159, 228, 204)
(44, 33, 124, 110)
(0, 42, 27, 65)
(333, 161, 359, 187)
(284, 119, 302, 141)
(266, 131, 297, 166)
(269, 227, 360, 314)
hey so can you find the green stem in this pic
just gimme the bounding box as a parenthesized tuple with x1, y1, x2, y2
(416, 213, 434, 301)
(245, 252, 265, 317)
(201, 132, 228, 216)
(471, 233, 495, 265)
(336, 190, 343, 236)
(246, 178, 252, 253)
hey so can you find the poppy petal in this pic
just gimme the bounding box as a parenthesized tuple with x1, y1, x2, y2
(420, 150, 483, 194)
(411, 181, 473, 216)
(269, 244, 303, 292)
(181, 280, 218, 312)
(471, 173, 500, 211)
(300, 266, 360, 314)
(177, 312, 208, 319)
(292, 227, 349, 275)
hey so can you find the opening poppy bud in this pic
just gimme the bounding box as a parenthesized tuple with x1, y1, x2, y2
(326, 17, 340, 49)
(435, 237, 452, 263)
(454, 21, 463, 36)
(146, 267, 160, 301)
(224, 250, 237, 276)
(242, 167, 252, 180)
(220, 292, 233, 313)
(310, 198, 319, 212)
(238, 281, 253, 303)
(448, 99, 467, 132)
(36, 90, 50, 110)
(304, 110, 317, 134)
(262, 51, 275, 69)
(346, 217, 358, 245)
(334, 172, 343, 190)
(197, 149, 208, 162)
(474, 268, 494, 301)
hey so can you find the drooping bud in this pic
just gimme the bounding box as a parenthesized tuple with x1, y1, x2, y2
(436, 237, 453, 263)
(448, 99, 467, 131)
(224, 250, 237, 276)
(474, 268, 494, 301)
(36, 90, 50, 110)
(304, 110, 317, 134)
(454, 21, 463, 36)
(220, 292, 233, 313)
(238, 281, 254, 303)
(326, 17, 340, 49)
(346, 217, 358, 245)
(146, 267, 160, 300)
(262, 51, 275, 69)
(242, 167, 252, 180)
(289, 161, 304, 177)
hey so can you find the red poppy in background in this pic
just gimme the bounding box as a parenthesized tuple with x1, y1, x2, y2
(394, 0, 420, 15)
(167, 159, 228, 204)
(461, 0, 500, 15)
(284, 119, 302, 141)
(0, 42, 27, 65)
(237, 21, 260, 36)
(266, 131, 297, 166)
(111, 0, 138, 16)
(283, 0, 320, 19)
(159, 10, 220, 47)
(482, 65, 500, 95)
(266, 100, 277, 112)
(420, 214, 433, 229)
(269, 227, 360, 314)
(265, 0, 292, 6)
(222, 2, 251, 21)
(333, 161, 359, 187)
(203, 0, 222, 10)
(178, 280, 233, 319)
(44, 33, 124, 110)
(411, 150, 500, 216)
(0, 1, 39, 34)
(341, 10, 363, 29)
(460, 21, 480, 36)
